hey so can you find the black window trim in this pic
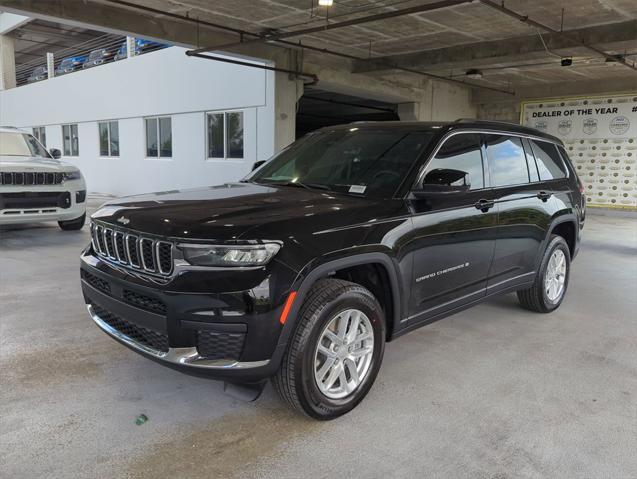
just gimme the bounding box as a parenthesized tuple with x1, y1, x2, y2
(412, 128, 566, 194)
(413, 130, 490, 194)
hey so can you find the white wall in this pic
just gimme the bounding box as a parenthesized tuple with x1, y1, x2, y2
(0, 47, 276, 196)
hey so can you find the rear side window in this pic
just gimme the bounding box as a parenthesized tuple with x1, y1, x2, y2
(530, 140, 567, 180)
(424, 133, 484, 190)
(485, 134, 529, 187)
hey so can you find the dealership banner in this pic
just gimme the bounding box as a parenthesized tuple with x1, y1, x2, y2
(521, 93, 637, 209)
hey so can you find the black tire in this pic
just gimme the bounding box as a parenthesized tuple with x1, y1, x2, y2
(58, 213, 86, 231)
(517, 235, 571, 313)
(272, 278, 385, 420)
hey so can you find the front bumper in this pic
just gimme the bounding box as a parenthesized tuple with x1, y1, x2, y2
(0, 180, 86, 224)
(87, 303, 270, 371)
(80, 251, 294, 382)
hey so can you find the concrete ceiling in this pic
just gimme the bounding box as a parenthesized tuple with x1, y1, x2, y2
(2, 0, 636, 92)
(94, 0, 637, 90)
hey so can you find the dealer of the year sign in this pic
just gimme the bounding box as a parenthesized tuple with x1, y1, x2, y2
(521, 94, 637, 208)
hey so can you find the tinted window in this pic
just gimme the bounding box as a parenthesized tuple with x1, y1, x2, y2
(424, 133, 484, 190)
(485, 134, 529, 187)
(530, 140, 567, 180)
(251, 129, 433, 198)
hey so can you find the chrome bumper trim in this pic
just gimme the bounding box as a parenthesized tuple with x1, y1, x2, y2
(87, 304, 269, 370)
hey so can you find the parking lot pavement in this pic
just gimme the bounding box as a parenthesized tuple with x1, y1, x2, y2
(1, 200, 636, 478)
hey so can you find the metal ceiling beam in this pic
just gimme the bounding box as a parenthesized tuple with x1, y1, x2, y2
(188, 0, 474, 55)
(478, 0, 637, 73)
(102, 0, 514, 94)
(353, 19, 637, 73)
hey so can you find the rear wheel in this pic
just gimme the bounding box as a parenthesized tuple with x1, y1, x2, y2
(517, 235, 570, 313)
(272, 278, 385, 420)
(58, 213, 86, 231)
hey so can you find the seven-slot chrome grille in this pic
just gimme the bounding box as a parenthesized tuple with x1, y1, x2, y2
(90, 221, 174, 276)
(0, 171, 65, 185)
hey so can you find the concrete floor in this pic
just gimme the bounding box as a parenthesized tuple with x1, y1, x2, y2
(1, 199, 636, 479)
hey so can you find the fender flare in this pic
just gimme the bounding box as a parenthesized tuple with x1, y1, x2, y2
(535, 213, 578, 269)
(273, 252, 403, 359)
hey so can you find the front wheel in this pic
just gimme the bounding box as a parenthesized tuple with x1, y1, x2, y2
(517, 235, 571, 313)
(272, 279, 385, 420)
(58, 212, 86, 231)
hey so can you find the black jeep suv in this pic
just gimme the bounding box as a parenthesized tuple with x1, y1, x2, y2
(81, 120, 584, 419)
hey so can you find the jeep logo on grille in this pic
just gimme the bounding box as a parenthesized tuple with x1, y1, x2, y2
(117, 216, 130, 225)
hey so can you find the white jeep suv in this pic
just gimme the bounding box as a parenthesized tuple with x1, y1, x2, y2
(0, 127, 87, 230)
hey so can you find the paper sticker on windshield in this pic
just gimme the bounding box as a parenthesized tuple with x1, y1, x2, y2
(349, 185, 366, 194)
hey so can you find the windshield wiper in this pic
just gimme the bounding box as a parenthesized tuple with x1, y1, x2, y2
(261, 180, 330, 191)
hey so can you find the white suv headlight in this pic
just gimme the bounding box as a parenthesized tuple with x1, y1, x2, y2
(64, 169, 83, 181)
(181, 243, 281, 267)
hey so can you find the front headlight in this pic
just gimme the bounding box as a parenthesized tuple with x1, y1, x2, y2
(64, 169, 82, 181)
(181, 243, 281, 267)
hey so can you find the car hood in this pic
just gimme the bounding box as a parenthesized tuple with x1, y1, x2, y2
(93, 182, 405, 242)
(0, 156, 77, 171)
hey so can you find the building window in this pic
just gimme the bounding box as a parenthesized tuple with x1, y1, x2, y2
(33, 126, 46, 147)
(145, 117, 172, 158)
(206, 111, 244, 159)
(99, 121, 120, 157)
(62, 124, 79, 156)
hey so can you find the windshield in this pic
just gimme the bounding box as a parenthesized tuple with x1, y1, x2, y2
(0, 132, 50, 158)
(249, 128, 433, 198)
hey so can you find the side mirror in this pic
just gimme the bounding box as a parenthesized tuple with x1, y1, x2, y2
(412, 168, 471, 197)
(49, 148, 61, 159)
(252, 159, 266, 171)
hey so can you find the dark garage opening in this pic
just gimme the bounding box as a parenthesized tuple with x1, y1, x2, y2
(296, 87, 399, 138)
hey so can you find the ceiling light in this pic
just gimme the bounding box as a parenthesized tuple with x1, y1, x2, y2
(318, 0, 334, 6)
(561, 58, 573, 67)
(465, 69, 483, 79)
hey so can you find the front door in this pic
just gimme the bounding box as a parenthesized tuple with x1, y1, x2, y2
(407, 133, 498, 325)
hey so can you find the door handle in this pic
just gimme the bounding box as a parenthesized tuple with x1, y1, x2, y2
(474, 199, 495, 212)
(537, 191, 552, 202)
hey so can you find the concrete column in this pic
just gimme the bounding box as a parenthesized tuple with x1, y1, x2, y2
(126, 36, 135, 58)
(273, 49, 305, 152)
(397, 102, 420, 121)
(0, 34, 16, 90)
(47, 52, 54, 79)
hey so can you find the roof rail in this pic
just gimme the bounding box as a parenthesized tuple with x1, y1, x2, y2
(454, 118, 519, 126)
(0, 125, 20, 129)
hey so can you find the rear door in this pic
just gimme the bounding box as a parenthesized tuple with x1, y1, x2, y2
(407, 132, 498, 323)
(485, 134, 555, 294)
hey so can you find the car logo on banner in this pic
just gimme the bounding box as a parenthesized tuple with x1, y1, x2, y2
(558, 119, 572, 135)
(609, 116, 630, 135)
(582, 118, 597, 135)
(534, 120, 548, 131)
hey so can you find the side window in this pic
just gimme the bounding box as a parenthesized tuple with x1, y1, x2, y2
(522, 138, 540, 182)
(145, 117, 172, 158)
(62, 124, 79, 156)
(33, 126, 46, 147)
(424, 133, 484, 190)
(485, 134, 529, 187)
(530, 140, 567, 180)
